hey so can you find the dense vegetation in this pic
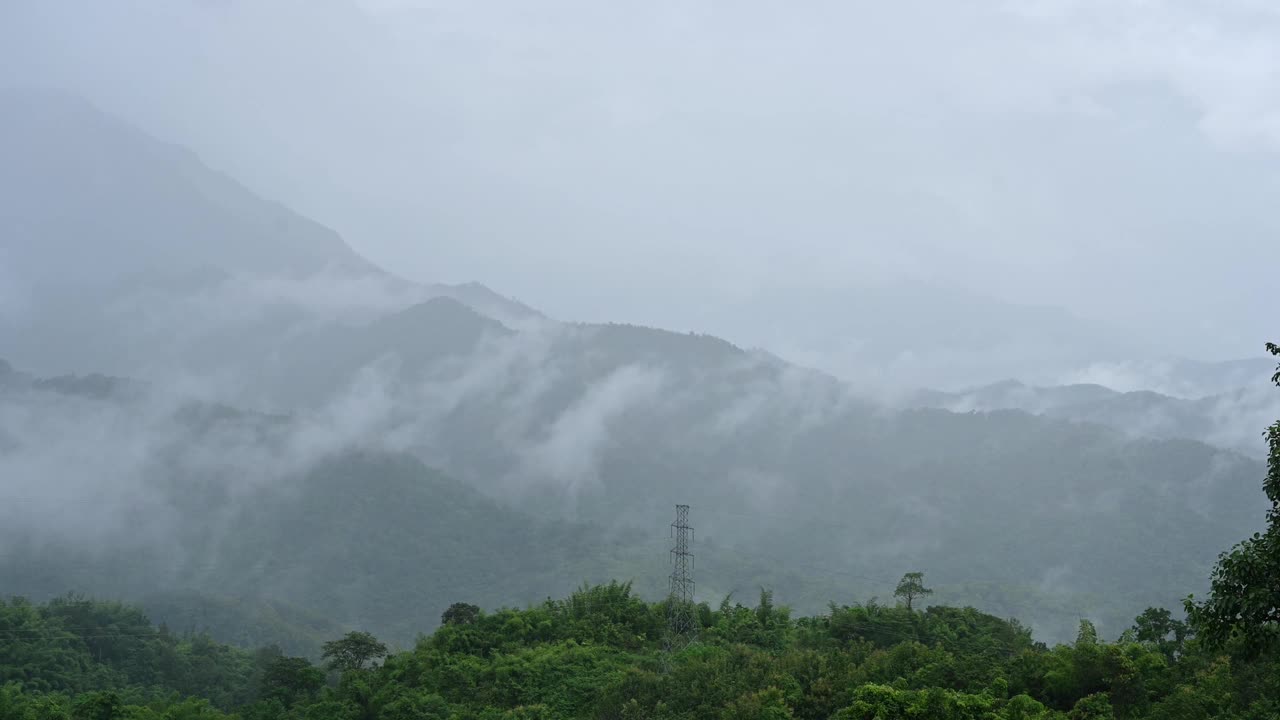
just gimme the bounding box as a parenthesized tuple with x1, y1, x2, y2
(2, 579, 1279, 719)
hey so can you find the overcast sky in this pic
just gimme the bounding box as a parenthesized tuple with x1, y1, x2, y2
(2, 0, 1277, 363)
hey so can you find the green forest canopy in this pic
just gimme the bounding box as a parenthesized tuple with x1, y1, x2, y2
(0, 577, 1277, 720)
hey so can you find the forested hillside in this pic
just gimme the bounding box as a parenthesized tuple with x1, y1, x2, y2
(3, 578, 1279, 719)
(4, 341, 1278, 717)
(0, 352, 1265, 647)
(1, 95, 1274, 649)
(6, 0, 1280, 715)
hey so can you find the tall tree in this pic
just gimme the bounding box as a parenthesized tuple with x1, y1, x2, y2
(1126, 607, 1190, 661)
(894, 572, 933, 611)
(258, 656, 324, 707)
(756, 588, 775, 628)
(1186, 342, 1280, 657)
(441, 603, 481, 626)
(322, 631, 388, 673)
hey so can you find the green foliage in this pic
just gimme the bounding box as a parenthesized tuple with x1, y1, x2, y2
(1271, 342, 1280, 386)
(1122, 607, 1189, 661)
(137, 592, 342, 659)
(1067, 693, 1114, 719)
(895, 572, 935, 611)
(0, 594, 262, 709)
(443, 603, 482, 627)
(4, 588, 1280, 719)
(257, 656, 323, 707)
(321, 631, 387, 672)
(723, 686, 794, 719)
(1186, 341, 1280, 658)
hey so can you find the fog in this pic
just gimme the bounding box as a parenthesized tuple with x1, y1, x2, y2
(3, 0, 1277, 386)
(0, 0, 1278, 653)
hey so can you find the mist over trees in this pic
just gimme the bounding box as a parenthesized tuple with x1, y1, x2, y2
(0, 90, 1275, 648)
(3, 3, 1280, 716)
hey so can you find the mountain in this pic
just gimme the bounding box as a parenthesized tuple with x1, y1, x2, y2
(0, 89, 539, 376)
(909, 377, 1280, 458)
(2, 341, 1268, 645)
(0, 89, 374, 296)
(1059, 355, 1280, 397)
(241, 296, 510, 410)
(909, 380, 1119, 411)
(0, 367, 647, 642)
(1, 91, 1276, 647)
(424, 280, 546, 329)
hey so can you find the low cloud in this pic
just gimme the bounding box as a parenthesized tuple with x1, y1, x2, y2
(518, 364, 667, 496)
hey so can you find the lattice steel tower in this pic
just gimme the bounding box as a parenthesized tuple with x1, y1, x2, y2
(665, 504, 697, 655)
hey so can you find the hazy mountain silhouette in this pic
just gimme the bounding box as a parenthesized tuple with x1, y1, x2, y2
(0, 90, 538, 375)
(1, 91, 1273, 647)
(910, 374, 1280, 458)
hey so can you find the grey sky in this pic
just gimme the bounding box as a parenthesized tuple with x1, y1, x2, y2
(2, 0, 1276, 364)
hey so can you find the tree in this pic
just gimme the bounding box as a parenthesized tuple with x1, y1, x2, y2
(1126, 607, 1189, 661)
(894, 572, 933, 611)
(1185, 342, 1280, 657)
(723, 687, 794, 720)
(71, 692, 123, 720)
(322, 631, 388, 673)
(442, 602, 481, 626)
(1075, 619, 1099, 646)
(1069, 693, 1115, 720)
(258, 656, 324, 707)
(756, 588, 775, 628)
(1273, 341, 1280, 386)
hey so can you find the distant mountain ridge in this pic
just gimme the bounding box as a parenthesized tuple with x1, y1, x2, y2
(0, 89, 541, 375)
(1, 88, 1276, 649)
(908, 375, 1280, 458)
(687, 283, 1150, 392)
(0, 89, 375, 292)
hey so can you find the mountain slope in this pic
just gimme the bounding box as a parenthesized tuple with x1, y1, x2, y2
(0, 89, 374, 295)
(6, 323, 1262, 646)
(2, 91, 1274, 649)
(0, 90, 539, 376)
(0, 369, 657, 643)
(909, 377, 1280, 458)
